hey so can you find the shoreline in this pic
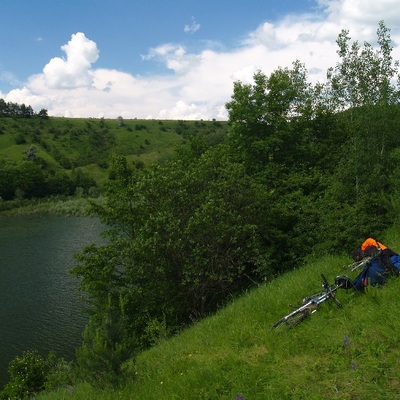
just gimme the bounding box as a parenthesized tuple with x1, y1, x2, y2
(0, 196, 100, 217)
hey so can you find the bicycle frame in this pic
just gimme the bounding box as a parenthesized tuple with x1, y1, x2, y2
(343, 256, 372, 272)
(272, 274, 343, 329)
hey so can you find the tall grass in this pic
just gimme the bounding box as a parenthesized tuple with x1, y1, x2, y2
(0, 196, 93, 216)
(38, 235, 400, 399)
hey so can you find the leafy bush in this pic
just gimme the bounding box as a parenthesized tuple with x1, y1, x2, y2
(14, 133, 26, 144)
(1, 350, 47, 399)
(0, 351, 75, 399)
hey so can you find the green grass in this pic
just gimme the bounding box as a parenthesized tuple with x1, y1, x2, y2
(37, 228, 400, 399)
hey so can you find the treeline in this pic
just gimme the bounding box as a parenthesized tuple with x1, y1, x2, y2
(0, 98, 48, 119)
(68, 21, 400, 386)
(0, 159, 97, 201)
(3, 21, 400, 398)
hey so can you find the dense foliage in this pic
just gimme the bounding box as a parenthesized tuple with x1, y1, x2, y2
(67, 21, 400, 385)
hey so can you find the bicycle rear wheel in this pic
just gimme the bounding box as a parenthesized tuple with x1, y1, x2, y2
(272, 308, 311, 329)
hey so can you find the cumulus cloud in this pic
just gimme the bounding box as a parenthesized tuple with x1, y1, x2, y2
(43, 32, 99, 89)
(3, 0, 400, 119)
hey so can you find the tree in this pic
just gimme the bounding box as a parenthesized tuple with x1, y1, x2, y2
(46, 171, 74, 196)
(71, 168, 97, 193)
(225, 61, 315, 175)
(38, 108, 49, 119)
(327, 21, 400, 110)
(317, 21, 400, 251)
(24, 145, 38, 161)
(117, 116, 125, 127)
(14, 161, 46, 199)
(72, 146, 293, 380)
(0, 161, 16, 200)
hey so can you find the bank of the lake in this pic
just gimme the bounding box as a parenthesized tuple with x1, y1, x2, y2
(0, 196, 98, 217)
(0, 214, 105, 387)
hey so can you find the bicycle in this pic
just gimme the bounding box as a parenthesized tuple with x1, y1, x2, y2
(272, 274, 344, 329)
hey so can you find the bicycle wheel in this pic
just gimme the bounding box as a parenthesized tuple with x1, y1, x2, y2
(272, 307, 311, 329)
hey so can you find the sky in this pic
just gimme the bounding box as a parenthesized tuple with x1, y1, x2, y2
(1, 0, 400, 120)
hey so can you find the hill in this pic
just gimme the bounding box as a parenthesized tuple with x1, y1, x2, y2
(38, 224, 400, 399)
(0, 116, 228, 187)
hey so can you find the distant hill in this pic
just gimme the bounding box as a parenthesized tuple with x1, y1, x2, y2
(0, 117, 228, 187)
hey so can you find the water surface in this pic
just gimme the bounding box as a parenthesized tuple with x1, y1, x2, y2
(0, 215, 104, 386)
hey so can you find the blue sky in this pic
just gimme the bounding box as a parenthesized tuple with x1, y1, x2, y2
(1, 0, 400, 119)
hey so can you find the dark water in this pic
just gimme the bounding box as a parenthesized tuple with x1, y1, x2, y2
(0, 215, 104, 386)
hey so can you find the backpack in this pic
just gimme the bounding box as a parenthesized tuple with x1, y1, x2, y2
(352, 258, 388, 291)
(390, 255, 400, 270)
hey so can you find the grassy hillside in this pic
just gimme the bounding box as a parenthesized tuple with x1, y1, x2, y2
(38, 224, 400, 400)
(0, 117, 228, 187)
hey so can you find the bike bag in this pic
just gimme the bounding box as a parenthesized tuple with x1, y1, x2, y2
(352, 258, 388, 290)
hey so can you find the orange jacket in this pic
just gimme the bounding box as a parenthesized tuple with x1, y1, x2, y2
(360, 238, 387, 251)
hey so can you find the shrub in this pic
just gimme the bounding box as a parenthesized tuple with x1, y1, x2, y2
(14, 133, 26, 144)
(0, 351, 75, 399)
(0, 350, 46, 399)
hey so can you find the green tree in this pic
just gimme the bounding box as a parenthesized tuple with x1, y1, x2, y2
(14, 161, 46, 199)
(318, 21, 400, 251)
(72, 146, 292, 380)
(71, 168, 97, 193)
(46, 171, 74, 196)
(0, 161, 16, 200)
(225, 61, 314, 175)
(117, 115, 125, 127)
(327, 21, 400, 110)
(23, 145, 38, 161)
(38, 108, 49, 119)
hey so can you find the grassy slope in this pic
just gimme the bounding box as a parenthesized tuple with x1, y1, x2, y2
(39, 224, 400, 400)
(0, 117, 228, 187)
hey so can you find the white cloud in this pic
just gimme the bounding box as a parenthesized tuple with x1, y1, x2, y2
(142, 44, 199, 74)
(0, 70, 21, 87)
(321, 0, 400, 24)
(184, 17, 201, 34)
(3, 0, 400, 120)
(43, 32, 99, 89)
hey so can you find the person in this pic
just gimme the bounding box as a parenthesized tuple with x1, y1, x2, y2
(336, 238, 400, 291)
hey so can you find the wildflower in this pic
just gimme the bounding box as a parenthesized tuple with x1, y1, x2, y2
(343, 335, 351, 347)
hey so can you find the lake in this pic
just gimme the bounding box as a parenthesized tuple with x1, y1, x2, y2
(0, 214, 105, 387)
